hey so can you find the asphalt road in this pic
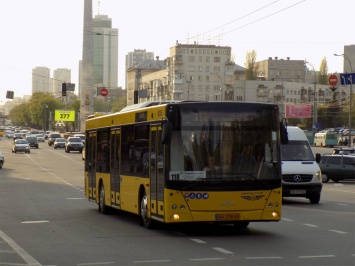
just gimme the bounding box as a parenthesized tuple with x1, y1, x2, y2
(0, 138, 354, 266)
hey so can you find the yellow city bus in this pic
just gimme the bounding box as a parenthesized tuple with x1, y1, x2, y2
(0, 127, 5, 137)
(84, 101, 286, 228)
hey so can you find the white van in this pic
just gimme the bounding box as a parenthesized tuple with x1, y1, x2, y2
(281, 126, 322, 204)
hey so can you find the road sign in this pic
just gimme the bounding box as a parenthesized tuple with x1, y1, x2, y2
(339, 73, 355, 85)
(100, 87, 108, 97)
(328, 74, 338, 86)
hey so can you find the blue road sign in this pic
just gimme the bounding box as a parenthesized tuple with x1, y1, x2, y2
(340, 73, 355, 85)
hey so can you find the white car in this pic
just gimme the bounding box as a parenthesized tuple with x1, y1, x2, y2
(36, 134, 45, 142)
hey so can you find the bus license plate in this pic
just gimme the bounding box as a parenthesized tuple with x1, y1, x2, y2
(215, 213, 240, 220)
(290, 190, 306, 195)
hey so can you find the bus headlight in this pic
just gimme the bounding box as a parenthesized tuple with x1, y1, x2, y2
(173, 214, 180, 220)
(315, 170, 321, 181)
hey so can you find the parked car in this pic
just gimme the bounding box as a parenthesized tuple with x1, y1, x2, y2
(36, 134, 45, 142)
(48, 132, 62, 146)
(12, 139, 30, 153)
(320, 155, 355, 183)
(26, 136, 39, 148)
(0, 148, 4, 168)
(53, 138, 66, 149)
(65, 137, 84, 153)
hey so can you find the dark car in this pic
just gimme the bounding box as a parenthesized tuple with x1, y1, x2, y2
(331, 147, 355, 155)
(13, 133, 23, 140)
(26, 136, 39, 148)
(48, 133, 62, 146)
(320, 155, 355, 183)
(53, 138, 66, 149)
(65, 137, 84, 153)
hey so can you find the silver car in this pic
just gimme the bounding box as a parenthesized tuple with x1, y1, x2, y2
(12, 139, 30, 153)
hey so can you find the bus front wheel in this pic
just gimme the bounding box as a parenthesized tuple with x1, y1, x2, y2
(140, 192, 154, 229)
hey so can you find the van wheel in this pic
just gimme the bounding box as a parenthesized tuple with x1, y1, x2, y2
(322, 174, 329, 183)
(309, 194, 320, 204)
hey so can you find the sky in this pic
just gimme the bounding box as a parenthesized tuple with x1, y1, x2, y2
(1, 0, 354, 104)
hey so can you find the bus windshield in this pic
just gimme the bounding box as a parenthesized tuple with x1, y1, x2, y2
(168, 108, 280, 190)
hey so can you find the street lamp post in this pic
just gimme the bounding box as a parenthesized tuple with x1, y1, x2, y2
(306, 61, 317, 139)
(334, 53, 353, 147)
(43, 104, 48, 132)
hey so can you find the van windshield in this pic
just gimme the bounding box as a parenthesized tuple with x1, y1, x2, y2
(281, 140, 314, 161)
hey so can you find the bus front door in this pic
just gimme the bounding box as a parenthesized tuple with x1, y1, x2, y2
(110, 129, 121, 207)
(149, 125, 164, 220)
(87, 132, 97, 201)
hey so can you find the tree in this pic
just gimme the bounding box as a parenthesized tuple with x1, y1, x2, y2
(111, 96, 127, 112)
(318, 57, 328, 85)
(244, 50, 258, 80)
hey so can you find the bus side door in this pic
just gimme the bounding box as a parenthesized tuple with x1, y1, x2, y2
(86, 131, 97, 201)
(149, 125, 165, 220)
(110, 128, 121, 207)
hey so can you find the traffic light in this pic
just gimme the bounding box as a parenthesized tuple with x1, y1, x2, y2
(62, 83, 67, 96)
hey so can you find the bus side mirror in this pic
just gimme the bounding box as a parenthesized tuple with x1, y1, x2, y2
(162, 122, 172, 145)
(280, 121, 288, 144)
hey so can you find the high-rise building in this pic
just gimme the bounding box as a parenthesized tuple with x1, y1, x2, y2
(80, 0, 94, 131)
(343, 45, 355, 73)
(32, 66, 51, 94)
(53, 68, 71, 97)
(93, 14, 118, 89)
(125, 49, 154, 89)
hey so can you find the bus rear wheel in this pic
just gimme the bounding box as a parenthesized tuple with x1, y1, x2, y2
(99, 183, 108, 214)
(140, 192, 154, 229)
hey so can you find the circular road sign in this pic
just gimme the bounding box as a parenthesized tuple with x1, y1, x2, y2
(328, 74, 338, 86)
(100, 87, 108, 97)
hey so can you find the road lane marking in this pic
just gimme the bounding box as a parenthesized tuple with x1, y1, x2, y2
(78, 262, 116, 265)
(246, 256, 282, 259)
(190, 238, 206, 244)
(21, 221, 49, 224)
(299, 255, 335, 258)
(134, 260, 172, 263)
(190, 258, 225, 261)
(329, 230, 348, 234)
(0, 229, 42, 266)
(303, 223, 318, 227)
(281, 218, 294, 222)
(213, 247, 234, 254)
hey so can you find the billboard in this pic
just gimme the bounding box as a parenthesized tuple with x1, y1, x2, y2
(285, 104, 312, 118)
(54, 110, 75, 122)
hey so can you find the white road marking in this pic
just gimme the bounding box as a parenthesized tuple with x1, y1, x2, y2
(190, 238, 206, 244)
(190, 257, 225, 261)
(21, 220, 49, 224)
(213, 247, 234, 255)
(78, 262, 116, 265)
(329, 230, 348, 234)
(299, 255, 335, 258)
(0, 229, 42, 266)
(303, 223, 318, 227)
(134, 260, 172, 263)
(246, 256, 282, 259)
(281, 218, 294, 222)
